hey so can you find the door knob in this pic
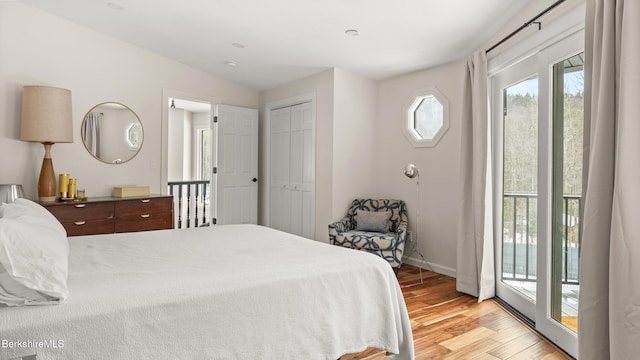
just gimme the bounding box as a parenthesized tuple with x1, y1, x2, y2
(252, 177, 258, 183)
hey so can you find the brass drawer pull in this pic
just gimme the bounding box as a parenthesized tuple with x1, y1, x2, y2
(74, 221, 87, 226)
(140, 214, 151, 218)
(74, 204, 87, 208)
(141, 199, 150, 203)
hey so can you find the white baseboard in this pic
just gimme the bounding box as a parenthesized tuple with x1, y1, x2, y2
(403, 256, 457, 278)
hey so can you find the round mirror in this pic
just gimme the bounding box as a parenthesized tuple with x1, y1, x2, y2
(81, 102, 143, 164)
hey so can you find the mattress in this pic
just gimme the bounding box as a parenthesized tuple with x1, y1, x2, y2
(0, 224, 413, 360)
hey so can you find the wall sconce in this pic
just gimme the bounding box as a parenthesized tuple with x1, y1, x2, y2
(21, 86, 73, 202)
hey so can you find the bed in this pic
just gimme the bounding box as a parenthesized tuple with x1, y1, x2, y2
(0, 223, 414, 360)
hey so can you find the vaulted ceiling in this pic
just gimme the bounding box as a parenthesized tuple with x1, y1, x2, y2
(20, 0, 531, 90)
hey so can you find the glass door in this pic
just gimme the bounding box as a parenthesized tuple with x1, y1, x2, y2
(550, 53, 583, 333)
(492, 30, 583, 357)
(494, 56, 539, 321)
(536, 40, 584, 356)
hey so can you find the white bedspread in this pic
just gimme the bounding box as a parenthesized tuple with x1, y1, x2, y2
(0, 224, 413, 360)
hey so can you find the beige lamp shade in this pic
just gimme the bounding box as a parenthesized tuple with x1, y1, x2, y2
(20, 85, 73, 202)
(21, 86, 73, 143)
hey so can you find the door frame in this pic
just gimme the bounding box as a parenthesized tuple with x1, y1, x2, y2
(488, 5, 584, 357)
(490, 54, 539, 322)
(535, 32, 583, 356)
(263, 93, 316, 237)
(160, 88, 219, 194)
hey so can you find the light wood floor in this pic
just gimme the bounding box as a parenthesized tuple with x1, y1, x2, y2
(341, 265, 571, 360)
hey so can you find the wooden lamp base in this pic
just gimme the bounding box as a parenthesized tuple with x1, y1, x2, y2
(38, 142, 57, 202)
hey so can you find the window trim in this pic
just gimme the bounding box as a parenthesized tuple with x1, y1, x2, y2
(403, 86, 449, 148)
(195, 126, 210, 180)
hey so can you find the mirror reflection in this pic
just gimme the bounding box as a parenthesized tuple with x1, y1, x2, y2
(81, 102, 143, 164)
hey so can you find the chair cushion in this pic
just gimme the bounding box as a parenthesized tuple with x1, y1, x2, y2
(347, 199, 407, 233)
(355, 210, 390, 232)
(333, 230, 396, 250)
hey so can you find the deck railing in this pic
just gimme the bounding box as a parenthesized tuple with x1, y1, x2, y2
(168, 180, 210, 229)
(502, 193, 581, 285)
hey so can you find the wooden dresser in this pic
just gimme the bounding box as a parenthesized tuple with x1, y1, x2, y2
(42, 195, 174, 236)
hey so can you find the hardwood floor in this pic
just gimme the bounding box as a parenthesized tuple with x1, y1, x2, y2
(341, 265, 571, 360)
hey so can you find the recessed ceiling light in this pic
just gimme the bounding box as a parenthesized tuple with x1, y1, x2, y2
(232, 42, 245, 49)
(345, 29, 360, 36)
(224, 60, 237, 67)
(107, 2, 124, 10)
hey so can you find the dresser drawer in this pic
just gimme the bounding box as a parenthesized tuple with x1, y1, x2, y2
(61, 219, 115, 236)
(115, 212, 173, 233)
(46, 202, 114, 222)
(114, 197, 173, 217)
(114, 196, 173, 233)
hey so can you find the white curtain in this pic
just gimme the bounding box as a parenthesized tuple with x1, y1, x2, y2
(456, 51, 495, 301)
(84, 111, 101, 157)
(579, 0, 640, 358)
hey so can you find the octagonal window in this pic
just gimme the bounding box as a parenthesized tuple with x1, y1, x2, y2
(126, 122, 143, 149)
(413, 96, 443, 140)
(404, 87, 449, 148)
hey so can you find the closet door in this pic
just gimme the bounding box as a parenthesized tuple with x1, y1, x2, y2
(268, 101, 315, 239)
(269, 107, 291, 232)
(289, 102, 314, 239)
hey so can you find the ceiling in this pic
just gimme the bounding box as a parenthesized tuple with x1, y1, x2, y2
(19, 0, 531, 90)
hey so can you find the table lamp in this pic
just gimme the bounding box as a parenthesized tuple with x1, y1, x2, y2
(21, 86, 73, 202)
(0, 184, 25, 203)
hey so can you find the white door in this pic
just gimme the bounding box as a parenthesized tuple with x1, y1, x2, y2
(289, 102, 315, 239)
(269, 106, 291, 232)
(269, 101, 315, 238)
(213, 104, 258, 225)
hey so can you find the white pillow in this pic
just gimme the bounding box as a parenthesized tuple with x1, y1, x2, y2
(5, 198, 67, 232)
(0, 263, 55, 306)
(0, 199, 69, 305)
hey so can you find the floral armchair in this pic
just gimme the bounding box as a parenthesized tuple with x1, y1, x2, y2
(328, 199, 408, 269)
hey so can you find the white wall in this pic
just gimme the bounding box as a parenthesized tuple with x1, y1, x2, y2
(331, 68, 378, 218)
(167, 109, 186, 181)
(191, 112, 210, 179)
(182, 110, 193, 180)
(375, 61, 464, 276)
(260, 69, 334, 242)
(0, 2, 258, 199)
